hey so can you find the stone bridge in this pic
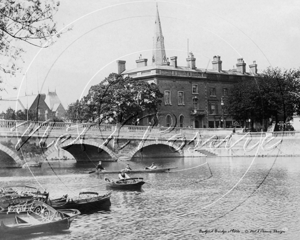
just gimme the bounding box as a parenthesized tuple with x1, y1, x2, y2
(0, 120, 298, 167)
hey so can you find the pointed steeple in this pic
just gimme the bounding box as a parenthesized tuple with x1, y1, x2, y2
(152, 4, 167, 66)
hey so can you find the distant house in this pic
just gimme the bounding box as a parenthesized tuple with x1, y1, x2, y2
(45, 91, 66, 119)
(28, 94, 52, 121)
(28, 91, 66, 121)
(0, 90, 66, 121)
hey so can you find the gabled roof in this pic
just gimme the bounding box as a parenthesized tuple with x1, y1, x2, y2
(52, 103, 60, 111)
(45, 91, 65, 111)
(18, 94, 39, 109)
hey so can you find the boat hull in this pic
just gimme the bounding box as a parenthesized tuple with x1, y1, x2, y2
(106, 179, 145, 191)
(94, 167, 176, 174)
(50, 192, 111, 213)
(0, 200, 80, 235)
(0, 216, 71, 234)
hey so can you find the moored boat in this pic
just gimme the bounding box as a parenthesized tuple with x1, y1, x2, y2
(105, 178, 145, 191)
(22, 162, 42, 168)
(49, 191, 112, 213)
(90, 167, 177, 174)
(0, 185, 49, 210)
(0, 200, 80, 235)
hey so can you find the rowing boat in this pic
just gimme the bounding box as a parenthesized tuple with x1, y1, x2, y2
(0, 186, 49, 210)
(0, 200, 80, 235)
(105, 178, 145, 191)
(89, 167, 177, 174)
(49, 191, 111, 213)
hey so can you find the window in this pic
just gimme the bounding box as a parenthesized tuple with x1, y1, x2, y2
(210, 87, 216, 96)
(178, 91, 184, 105)
(209, 103, 218, 115)
(166, 115, 172, 127)
(45, 110, 48, 120)
(179, 115, 184, 127)
(192, 84, 198, 94)
(223, 88, 228, 96)
(164, 90, 171, 105)
(193, 97, 198, 110)
(38, 109, 41, 116)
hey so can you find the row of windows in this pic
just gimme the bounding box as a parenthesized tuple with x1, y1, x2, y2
(164, 87, 229, 105)
(166, 114, 184, 127)
(164, 90, 184, 105)
(210, 87, 228, 96)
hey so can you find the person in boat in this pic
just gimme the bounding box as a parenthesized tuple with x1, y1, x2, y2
(124, 164, 132, 172)
(118, 170, 130, 180)
(96, 161, 105, 171)
(145, 162, 157, 170)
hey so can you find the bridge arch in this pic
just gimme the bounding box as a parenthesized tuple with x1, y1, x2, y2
(44, 139, 118, 162)
(0, 143, 23, 166)
(128, 140, 183, 159)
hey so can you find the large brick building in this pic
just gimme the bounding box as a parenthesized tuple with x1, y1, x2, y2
(118, 5, 257, 128)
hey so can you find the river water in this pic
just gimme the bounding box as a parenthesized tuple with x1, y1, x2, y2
(0, 156, 300, 240)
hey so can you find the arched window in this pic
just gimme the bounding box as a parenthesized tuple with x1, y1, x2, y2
(179, 115, 184, 128)
(166, 115, 172, 127)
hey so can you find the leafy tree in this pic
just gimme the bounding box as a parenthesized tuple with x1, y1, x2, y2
(3, 107, 16, 119)
(227, 67, 300, 131)
(0, 0, 61, 77)
(66, 73, 163, 124)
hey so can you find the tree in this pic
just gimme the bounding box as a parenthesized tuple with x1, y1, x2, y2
(66, 73, 163, 124)
(0, 0, 61, 77)
(227, 67, 300, 131)
(3, 107, 16, 119)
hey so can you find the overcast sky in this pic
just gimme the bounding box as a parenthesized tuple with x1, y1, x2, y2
(2, 0, 300, 108)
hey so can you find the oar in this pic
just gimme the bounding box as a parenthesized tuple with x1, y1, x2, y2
(88, 170, 96, 174)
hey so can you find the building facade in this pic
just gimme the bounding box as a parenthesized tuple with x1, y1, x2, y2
(118, 5, 258, 128)
(28, 91, 66, 121)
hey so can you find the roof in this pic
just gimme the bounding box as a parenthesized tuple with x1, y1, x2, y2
(45, 91, 65, 111)
(18, 94, 39, 109)
(123, 64, 255, 77)
(52, 103, 60, 111)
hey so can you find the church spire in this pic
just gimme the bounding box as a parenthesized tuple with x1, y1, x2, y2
(152, 4, 167, 66)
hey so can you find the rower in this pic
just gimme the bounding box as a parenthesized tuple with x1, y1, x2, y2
(145, 162, 157, 170)
(96, 161, 105, 171)
(124, 164, 132, 172)
(118, 170, 130, 180)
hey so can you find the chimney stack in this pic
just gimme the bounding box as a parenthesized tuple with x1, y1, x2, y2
(117, 60, 126, 74)
(212, 55, 222, 72)
(186, 52, 196, 69)
(136, 54, 148, 68)
(170, 56, 177, 68)
(236, 58, 246, 74)
(249, 61, 257, 74)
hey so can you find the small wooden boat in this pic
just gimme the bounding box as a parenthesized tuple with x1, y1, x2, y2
(0, 200, 80, 235)
(105, 178, 145, 191)
(22, 162, 42, 168)
(0, 186, 49, 209)
(49, 191, 111, 214)
(90, 167, 177, 174)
